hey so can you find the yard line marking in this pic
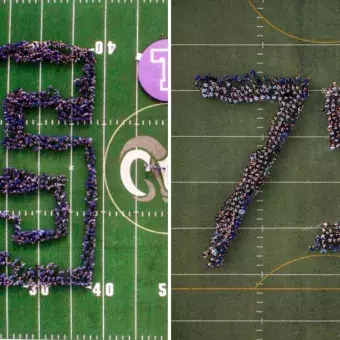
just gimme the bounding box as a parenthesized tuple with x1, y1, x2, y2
(172, 227, 323, 230)
(172, 181, 340, 184)
(134, 0, 140, 338)
(172, 89, 197, 92)
(172, 319, 340, 323)
(5, 0, 12, 337)
(179, 82, 316, 95)
(38, 0, 44, 338)
(175, 133, 329, 138)
(69, 0, 76, 338)
(172, 43, 340, 47)
(102, 0, 108, 338)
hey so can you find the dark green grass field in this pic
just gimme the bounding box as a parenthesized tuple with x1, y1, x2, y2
(0, 1, 168, 339)
(171, 1, 340, 339)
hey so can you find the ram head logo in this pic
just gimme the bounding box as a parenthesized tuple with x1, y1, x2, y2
(120, 136, 168, 203)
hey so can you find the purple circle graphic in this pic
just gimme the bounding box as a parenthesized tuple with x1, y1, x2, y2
(138, 39, 168, 102)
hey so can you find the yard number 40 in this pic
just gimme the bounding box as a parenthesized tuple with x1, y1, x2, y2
(92, 282, 114, 297)
(90, 41, 117, 55)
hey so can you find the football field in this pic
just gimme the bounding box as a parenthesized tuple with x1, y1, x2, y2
(0, 0, 168, 339)
(171, 1, 340, 339)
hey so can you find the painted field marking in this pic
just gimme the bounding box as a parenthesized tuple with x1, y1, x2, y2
(102, 0, 108, 338)
(69, 0, 75, 338)
(134, 0, 140, 338)
(37, 0, 44, 337)
(5, 0, 12, 337)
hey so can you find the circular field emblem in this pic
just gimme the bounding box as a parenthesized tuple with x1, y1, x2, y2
(138, 39, 168, 102)
(104, 103, 168, 235)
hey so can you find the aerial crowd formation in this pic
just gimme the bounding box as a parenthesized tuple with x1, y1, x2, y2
(195, 71, 311, 268)
(310, 222, 340, 253)
(0, 41, 338, 283)
(309, 83, 340, 253)
(0, 41, 97, 287)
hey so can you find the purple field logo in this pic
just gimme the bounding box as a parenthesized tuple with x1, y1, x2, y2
(138, 39, 168, 102)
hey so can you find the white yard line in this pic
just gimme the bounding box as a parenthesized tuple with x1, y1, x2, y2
(172, 43, 340, 47)
(134, 0, 140, 338)
(171, 89, 198, 92)
(38, 1, 44, 338)
(172, 135, 328, 138)
(172, 181, 340, 184)
(70, 0, 75, 338)
(172, 227, 325, 230)
(172, 89, 323, 92)
(172, 319, 340, 323)
(5, 0, 12, 337)
(167, 0, 171, 336)
(172, 273, 340, 276)
(102, 0, 108, 338)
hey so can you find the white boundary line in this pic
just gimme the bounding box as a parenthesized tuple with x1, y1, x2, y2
(70, 0, 75, 338)
(167, 0, 171, 337)
(38, 1, 44, 338)
(5, 0, 12, 337)
(102, 0, 108, 338)
(134, 0, 140, 338)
